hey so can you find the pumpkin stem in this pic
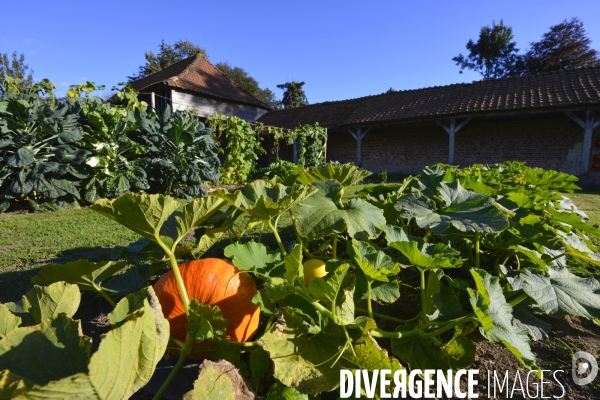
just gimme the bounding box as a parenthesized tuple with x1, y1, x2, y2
(267, 219, 287, 256)
(94, 284, 117, 307)
(152, 334, 194, 400)
(153, 232, 191, 314)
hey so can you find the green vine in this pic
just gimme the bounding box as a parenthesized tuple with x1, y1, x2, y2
(207, 113, 266, 184)
(207, 113, 327, 184)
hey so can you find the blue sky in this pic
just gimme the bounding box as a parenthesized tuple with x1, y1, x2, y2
(3, 0, 599, 103)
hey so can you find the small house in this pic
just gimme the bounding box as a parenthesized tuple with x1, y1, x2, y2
(129, 53, 273, 121)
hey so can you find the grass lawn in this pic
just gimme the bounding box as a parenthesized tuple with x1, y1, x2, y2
(0, 208, 140, 302)
(571, 185, 600, 227)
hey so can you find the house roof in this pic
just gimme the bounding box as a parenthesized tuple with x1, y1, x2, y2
(129, 54, 274, 110)
(258, 67, 600, 129)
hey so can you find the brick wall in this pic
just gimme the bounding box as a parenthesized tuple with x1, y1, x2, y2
(324, 113, 598, 178)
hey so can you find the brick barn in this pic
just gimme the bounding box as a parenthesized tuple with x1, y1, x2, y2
(258, 67, 600, 184)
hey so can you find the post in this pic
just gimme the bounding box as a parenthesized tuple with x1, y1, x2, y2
(323, 128, 328, 162)
(566, 111, 600, 183)
(151, 92, 156, 111)
(293, 139, 298, 163)
(348, 127, 371, 168)
(448, 119, 456, 165)
(436, 118, 471, 165)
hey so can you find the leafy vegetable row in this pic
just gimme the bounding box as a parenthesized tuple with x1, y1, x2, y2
(0, 87, 220, 212)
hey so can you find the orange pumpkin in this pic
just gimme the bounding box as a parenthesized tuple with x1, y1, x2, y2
(153, 258, 260, 357)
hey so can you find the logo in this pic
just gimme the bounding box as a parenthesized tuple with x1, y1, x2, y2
(572, 351, 598, 386)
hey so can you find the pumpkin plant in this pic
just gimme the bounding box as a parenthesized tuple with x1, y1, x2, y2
(2, 163, 600, 399)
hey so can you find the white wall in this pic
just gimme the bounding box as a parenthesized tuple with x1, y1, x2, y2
(171, 90, 269, 122)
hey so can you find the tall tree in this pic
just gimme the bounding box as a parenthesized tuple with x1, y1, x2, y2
(452, 20, 523, 79)
(128, 39, 207, 80)
(215, 62, 278, 106)
(0, 51, 34, 93)
(523, 18, 599, 74)
(277, 81, 308, 109)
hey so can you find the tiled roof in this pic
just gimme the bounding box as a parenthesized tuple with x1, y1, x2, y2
(258, 67, 600, 129)
(129, 54, 273, 110)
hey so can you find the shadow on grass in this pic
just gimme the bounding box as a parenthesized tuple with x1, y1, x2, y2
(0, 266, 41, 303)
(0, 222, 299, 305)
(0, 245, 145, 303)
(577, 184, 600, 195)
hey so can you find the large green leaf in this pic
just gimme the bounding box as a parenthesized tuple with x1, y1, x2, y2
(424, 271, 464, 322)
(249, 347, 270, 390)
(174, 196, 226, 244)
(351, 240, 400, 282)
(6, 282, 80, 327)
(414, 164, 454, 198)
(382, 224, 409, 245)
(0, 314, 91, 386)
(295, 180, 385, 240)
(86, 287, 169, 399)
(214, 181, 316, 222)
(307, 264, 355, 323)
(10, 287, 170, 399)
(520, 267, 600, 319)
(392, 330, 475, 371)
(265, 381, 308, 400)
(31, 259, 128, 299)
(468, 269, 537, 371)
(390, 241, 462, 270)
(369, 276, 401, 303)
(307, 263, 352, 303)
(344, 198, 387, 240)
(186, 300, 228, 343)
(283, 244, 304, 284)
(224, 241, 282, 271)
(0, 369, 33, 399)
(13, 372, 96, 399)
(182, 360, 255, 400)
(397, 181, 508, 233)
(260, 309, 403, 395)
(521, 168, 580, 192)
(547, 208, 600, 238)
(91, 193, 180, 242)
(512, 301, 552, 341)
(295, 164, 371, 187)
(0, 306, 21, 339)
(6, 148, 34, 168)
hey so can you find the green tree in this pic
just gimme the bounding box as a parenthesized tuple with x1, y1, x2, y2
(128, 39, 207, 80)
(277, 81, 308, 109)
(215, 62, 278, 106)
(523, 18, 599, 74)
(452, 20, 523, 79)
(0, 51, 34, 93)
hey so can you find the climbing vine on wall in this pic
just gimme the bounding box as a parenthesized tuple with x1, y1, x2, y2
(207, 113, 327, 184)
(206, 113, 265, 184)
(290, 123, 327, 168)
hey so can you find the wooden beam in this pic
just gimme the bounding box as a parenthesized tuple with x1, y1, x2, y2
(566, 111, 598, 182)
(348, 127, 371, 167)
(436, 118, 471, 165)
(323, 127, 328, 162)
(293, 139, 298, 163)
(150, 92, 156, 111)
